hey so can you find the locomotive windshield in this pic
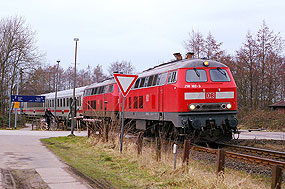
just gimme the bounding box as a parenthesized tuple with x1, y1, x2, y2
(210, 68, 231, 82)
(186, 69, 207, 82)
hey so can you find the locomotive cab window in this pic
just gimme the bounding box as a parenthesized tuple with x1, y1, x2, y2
(210, 68, 231, 82)
(186, 69, 207, 82)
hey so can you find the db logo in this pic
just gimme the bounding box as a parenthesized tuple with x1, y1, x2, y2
(206, 92, 215, 99)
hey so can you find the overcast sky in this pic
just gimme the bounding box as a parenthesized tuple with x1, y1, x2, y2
(1, 0, 285, 74)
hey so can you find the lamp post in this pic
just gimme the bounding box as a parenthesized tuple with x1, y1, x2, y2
(54, 60, 60, 118)
(71, 38, 79, 135)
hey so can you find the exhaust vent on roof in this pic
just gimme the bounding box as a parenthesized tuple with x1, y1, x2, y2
(186, 52, 194, 59)
(173, 53, 182, 60)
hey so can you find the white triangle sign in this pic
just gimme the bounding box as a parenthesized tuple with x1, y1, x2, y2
(113, 73, 138, 97)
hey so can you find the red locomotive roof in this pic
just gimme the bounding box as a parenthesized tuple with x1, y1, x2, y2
(140, 59, 227, 77)
(85, 78, 115, 90)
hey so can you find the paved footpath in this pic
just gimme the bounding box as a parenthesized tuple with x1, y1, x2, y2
(235, 130, 285, 140)
(0, 127, 92, 189)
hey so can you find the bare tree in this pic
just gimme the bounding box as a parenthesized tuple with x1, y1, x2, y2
(92, 64, 107, 83)
(0, 16, 42, 114)
(204, 32, 224, 61)
(183, 30, 204, 58)
(235, 21, 284, 109)
(107, 60, 135, 76)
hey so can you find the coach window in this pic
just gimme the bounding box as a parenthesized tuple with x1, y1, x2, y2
(186, 69, 207, 82)
(108, 84, 114, 93)
(139, 96, 143, 109)
(209, 68, 231, 82)
(139, 77, 145, 88)
(134, 78, 140, 89)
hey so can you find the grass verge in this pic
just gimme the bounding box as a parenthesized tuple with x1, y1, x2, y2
(41, 136, 273, 188)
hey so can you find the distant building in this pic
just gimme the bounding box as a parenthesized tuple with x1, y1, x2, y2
(268, 100, 285, 113)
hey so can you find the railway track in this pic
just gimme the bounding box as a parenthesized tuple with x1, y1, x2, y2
(190, 144, 285, 170)
(220, 143, 285, 161)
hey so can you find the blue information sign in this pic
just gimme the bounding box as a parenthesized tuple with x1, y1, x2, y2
(11, 95, 45, 103)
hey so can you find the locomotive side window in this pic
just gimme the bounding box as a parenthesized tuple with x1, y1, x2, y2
(129, 97, 131, 109)
(108, 84, 114, 93)
(139, 96, 143, 109)
(134, 78, 140, 89)
(147, 75, 153, 87)
(210, 68, 231, 82)
(134, 96, 138, 109)
(91, 100, 94, 109)
(152, 74, 158, 86)
(139, 78, 145, 88)
(167, 71, 177, 84)
(144, 77, 149, 87)
(103, 86, 108, 93)
(186, 69, 207, 82)
(157, 72, 168, 85)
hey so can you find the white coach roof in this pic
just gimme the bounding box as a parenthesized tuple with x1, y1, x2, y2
(43, 86, 86, 99)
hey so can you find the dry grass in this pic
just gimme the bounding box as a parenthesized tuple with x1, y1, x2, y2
(86, 134, 271, 188)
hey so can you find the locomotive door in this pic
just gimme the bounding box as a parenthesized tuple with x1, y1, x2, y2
(103, 92, 108, 117)
(158, 86, 164, 120)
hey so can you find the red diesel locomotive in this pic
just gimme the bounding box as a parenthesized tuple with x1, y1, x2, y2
(82, 54, 238, 142)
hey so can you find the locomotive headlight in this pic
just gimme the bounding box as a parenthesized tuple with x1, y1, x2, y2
(189, 104, 196, 110)
(203, 61, 209, 67)
(226, 103, 232, 109)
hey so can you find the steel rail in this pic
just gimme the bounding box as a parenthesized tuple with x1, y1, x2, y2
(190, 145, 285, 170)
(220, 143, 285, 160)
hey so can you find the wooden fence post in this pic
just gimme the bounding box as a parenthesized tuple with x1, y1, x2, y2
(216, 149, 225, 175)
(87, 123, 90, 137)
(156, 137, 161, 161)
(182, 140, 191, 164)
(271, 165, 282, 189)
(136, 132, 144, 155)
